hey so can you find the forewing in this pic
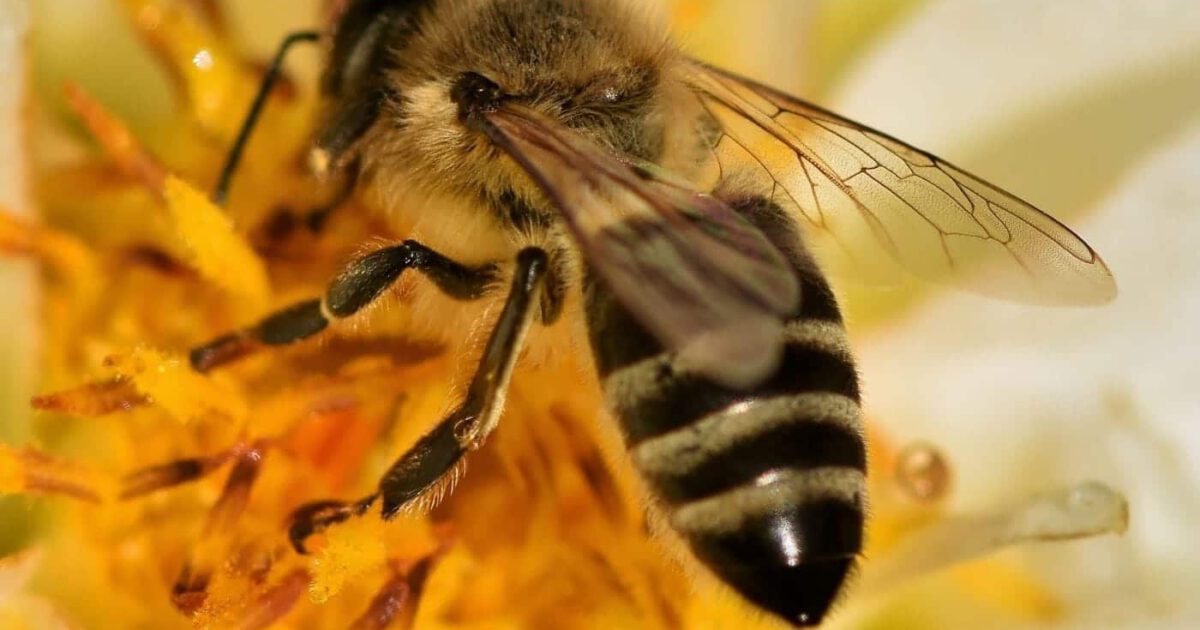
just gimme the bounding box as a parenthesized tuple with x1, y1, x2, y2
(480, 105, 800, 389)
(685, 61, 1117, 305)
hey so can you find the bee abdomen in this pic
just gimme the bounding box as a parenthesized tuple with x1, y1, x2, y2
(598, 315, 865, 626)
(584, 197, 865, 625)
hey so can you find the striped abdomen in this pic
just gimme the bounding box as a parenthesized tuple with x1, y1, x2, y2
(584, 200, 865, 627)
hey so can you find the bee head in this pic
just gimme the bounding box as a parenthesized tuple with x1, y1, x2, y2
(357, 0, 691, 209)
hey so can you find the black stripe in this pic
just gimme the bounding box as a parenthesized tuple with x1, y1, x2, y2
(584, 274, 664, 376)
(728, 196, 843, 323)
(797, 273, 843, 323)
(617, 342, 860, 445)
(685, 497, 863, 569)
(648, 420, 865, 504)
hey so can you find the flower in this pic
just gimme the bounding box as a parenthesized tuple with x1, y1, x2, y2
(820, 0, 1200, 627)
(4, 1, 1196, 628)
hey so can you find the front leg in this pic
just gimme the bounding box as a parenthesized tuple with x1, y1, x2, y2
(190, 240, 500, 372)
(212, 30, 321, 206)
(288, 247, 549, 551)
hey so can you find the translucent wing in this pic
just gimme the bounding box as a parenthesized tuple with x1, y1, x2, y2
(479, 104, 800, 389)
(685, 61, 1117, 305)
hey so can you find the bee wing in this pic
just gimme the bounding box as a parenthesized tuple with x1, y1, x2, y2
(685, 61, 1117, 305)
(480, 105, 800, 389)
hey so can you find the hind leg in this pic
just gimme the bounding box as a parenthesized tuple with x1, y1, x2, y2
(287, 248, 549, 552)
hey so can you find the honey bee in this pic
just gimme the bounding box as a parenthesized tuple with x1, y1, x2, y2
(192, 0, 1117, 625)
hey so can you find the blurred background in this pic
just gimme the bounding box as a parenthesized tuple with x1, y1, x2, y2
(3, 0, 1200, 628)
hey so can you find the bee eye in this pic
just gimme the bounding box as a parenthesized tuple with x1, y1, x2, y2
(451, 72, 504, 117)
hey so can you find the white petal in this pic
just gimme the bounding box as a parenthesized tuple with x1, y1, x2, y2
(833, 0, 1200, 154)
(830, 0, 1200, 219)
(859, 121, 1200, 625)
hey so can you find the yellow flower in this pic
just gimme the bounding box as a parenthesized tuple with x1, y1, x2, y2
(6, 1, 1195, 629)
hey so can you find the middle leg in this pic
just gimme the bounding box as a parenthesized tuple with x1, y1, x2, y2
(190, 240, 500, 372)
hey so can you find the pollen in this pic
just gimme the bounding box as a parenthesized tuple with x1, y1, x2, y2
(103, 347, 248, 423)
(161, 175, 270, 312)
(308, 516, 391, 604)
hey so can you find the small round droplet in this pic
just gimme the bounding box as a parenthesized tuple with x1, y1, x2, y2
(192, 49, 214, 71)
(896, 441, 952, 502)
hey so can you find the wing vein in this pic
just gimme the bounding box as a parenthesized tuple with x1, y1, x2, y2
(684, 59, 1115, 305)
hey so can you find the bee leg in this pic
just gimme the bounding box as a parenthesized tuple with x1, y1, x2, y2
(300, 83, 393, 231)
(285, 248, 546, 552)
(295, 82, 392, 232)
(211, 30, 321, 206)
(376, 247, 547, 517)
(190, 240, 500, 372)
(310, 86, 389, 176)
(287, 495, 379, 553)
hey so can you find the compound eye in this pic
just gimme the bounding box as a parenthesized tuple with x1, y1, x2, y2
(451, 72, 504, 114)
